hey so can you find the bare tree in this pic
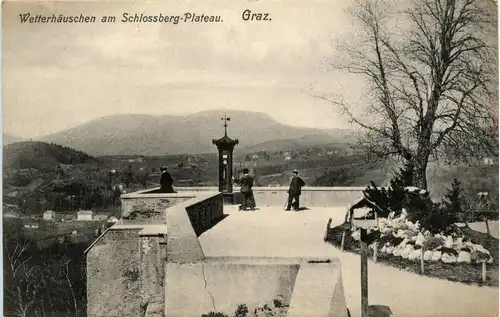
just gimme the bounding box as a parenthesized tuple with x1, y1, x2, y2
(319, 0, 498, 189)
(4, 240, 43, 317)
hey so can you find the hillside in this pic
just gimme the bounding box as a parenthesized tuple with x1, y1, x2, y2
(239, 134, 354, 153)
(3, 132, 23, 145)
(38, 110, 353, 156)
(3, 141, 98, 172)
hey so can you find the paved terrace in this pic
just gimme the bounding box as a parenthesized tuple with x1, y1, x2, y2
(199, 205, 499, 317)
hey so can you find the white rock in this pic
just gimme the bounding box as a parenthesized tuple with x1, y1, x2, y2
(395, 229, 405, 238)
(415, 233, 426, 246)
(475, 245, 490, 256)
(409, 249, 422, 260)
(400, 209, 408, 219)
(405, 186, 420, 192)
(431, 251, 442, 261)
(457, 251, 471, 264)
(393, 245, 405, 256)
(382, 228, 393, 234)
(441, 253, 457, 263)
(424, 250, 433, 261)
(444, 236, 453, 248)
(401, 245, 414, 259)
(414, 221, 421, 231)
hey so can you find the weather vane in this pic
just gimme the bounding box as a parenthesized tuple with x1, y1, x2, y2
(221, 114, 231, 136)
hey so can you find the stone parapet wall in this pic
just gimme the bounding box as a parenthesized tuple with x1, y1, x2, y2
(139, 228, 168, 317)
(86, 228, 143, 317)
(185, 193, 224, 236)
(121, 190, 195, 223)
(165, 256, 347, 317)
(178, 186, 366, 207)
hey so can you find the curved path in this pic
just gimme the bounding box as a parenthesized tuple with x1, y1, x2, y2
(199, 206, 499, 317)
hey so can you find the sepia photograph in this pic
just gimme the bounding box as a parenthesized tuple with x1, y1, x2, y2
(2, 0, 499, 316)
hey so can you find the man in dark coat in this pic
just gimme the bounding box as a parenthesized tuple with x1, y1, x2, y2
(238, 168, 255, 211)
(159, 165, 176, 193)
(286, 169, 305, 211)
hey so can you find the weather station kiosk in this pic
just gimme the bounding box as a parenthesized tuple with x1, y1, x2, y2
(212, 114, 239, 204)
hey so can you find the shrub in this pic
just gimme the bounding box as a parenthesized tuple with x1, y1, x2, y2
(423, 236, 445, 250)
(361, 162, 415, 218)
(202, 313, 229, 317)
(441, 178, 468, 222)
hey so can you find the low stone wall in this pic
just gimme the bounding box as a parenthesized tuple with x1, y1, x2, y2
(246, 187, 365, 207)
(165, 256, 348, 317)
(121, 189, 195, 224)
(176, 186, 366, 207)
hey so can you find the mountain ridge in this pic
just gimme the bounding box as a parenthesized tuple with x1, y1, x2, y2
(38, 110, 353, 156)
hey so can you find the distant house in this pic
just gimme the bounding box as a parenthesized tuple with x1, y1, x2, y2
(107, 216, 119, 223)
(483, 157, 495, 165)
(61, 215, 75, 222)
(43, 210, 55, 220)
(285, 156, 292, 161)
(94, 214, 108, 221)
(24, 220, 39, 229)
(6, 191, 18, 198)
(3, 210, 19, 218)
(77, 210, 93, 221)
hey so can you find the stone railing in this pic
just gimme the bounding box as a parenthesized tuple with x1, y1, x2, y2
(176, 186, 366, 207)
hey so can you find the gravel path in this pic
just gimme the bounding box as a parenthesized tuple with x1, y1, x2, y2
(199, 206, 499, 317)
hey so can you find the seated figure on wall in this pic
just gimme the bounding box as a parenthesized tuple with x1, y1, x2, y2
(159, 165, 176, 193)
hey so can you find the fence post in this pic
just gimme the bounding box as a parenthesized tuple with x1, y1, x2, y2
(482, 261, 487, 283)
(340, 231, 346, 252)
(324, 218, 332, 242)
(484, 219, 491, 236)
(372, 242, 378, 263)
(420, 247, 425, 274)
(360, 234, 369, 317)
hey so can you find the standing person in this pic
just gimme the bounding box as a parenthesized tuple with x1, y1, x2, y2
(159, 165, 176, 193)
(238, 168, 255, 211)
(286, 169, 305, 211)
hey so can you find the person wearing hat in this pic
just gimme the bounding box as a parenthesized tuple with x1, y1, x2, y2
(237, 168, 256, 211)
(159, 165, 176, 193)
(286, 169, 305, 211)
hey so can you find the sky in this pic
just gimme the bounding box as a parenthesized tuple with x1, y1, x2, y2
(2, 0, 369, 138)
